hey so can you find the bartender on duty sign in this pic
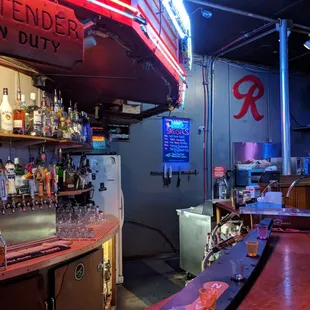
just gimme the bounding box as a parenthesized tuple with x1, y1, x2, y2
(0, 0, 84, 68)
(162, 117, 190, 163)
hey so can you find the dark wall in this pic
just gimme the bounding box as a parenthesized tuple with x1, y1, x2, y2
(113, 59, 310, 258)
(213, 59, 310, 170)
(111, 64, 205, 258)
(290, 76, 310, 157)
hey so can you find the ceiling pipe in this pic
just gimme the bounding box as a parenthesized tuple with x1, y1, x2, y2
(187, 0, 310, 32)
(211, 22, 275, 56)
(218, 27, 277, 57)
(279, 19, 292, 175)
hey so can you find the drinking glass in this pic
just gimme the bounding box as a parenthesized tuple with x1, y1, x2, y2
(257, 225, 268, 240)
(199, 287, 217, 310)
(246, 241, 258, 257)
(230, 259, 244, 281)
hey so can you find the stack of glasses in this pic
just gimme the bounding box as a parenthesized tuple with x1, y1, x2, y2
(56, 204, 106, 239)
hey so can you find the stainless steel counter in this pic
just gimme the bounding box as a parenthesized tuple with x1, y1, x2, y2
(177, 202, 214, 276)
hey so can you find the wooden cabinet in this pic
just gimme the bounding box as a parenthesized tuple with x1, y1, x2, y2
(54, 249, 104, 310)
(0, 273, 49, 310)
(0, 249, 106, 310)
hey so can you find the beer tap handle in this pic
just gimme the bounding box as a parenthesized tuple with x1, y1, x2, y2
(21, 194, 26, 212)
(28, 179, 35, 210)
(45, 172, 52, 208)
(51, 167, 58, 207)
(38, 182, 44, 209)
(11, 195, 16, 213)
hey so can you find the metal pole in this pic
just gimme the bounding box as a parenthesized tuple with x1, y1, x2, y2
(279, 19, 291, 175)
(187, 0, 310, 32)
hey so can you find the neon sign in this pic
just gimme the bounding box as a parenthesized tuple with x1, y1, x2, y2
(163, 117, 190, 163)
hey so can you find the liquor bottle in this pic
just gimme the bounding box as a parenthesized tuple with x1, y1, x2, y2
(81, 112, 91, 144)
(50, 103, 59, 139)
(0, 88, 13, 134)
(66, 118, 74, 140)
(39, 145, 47, 169)
(57, 92, 63, 119)
(0, 160, 7, 204)
(0, 228, 7, 271)
(53, 89, 59, 114)
(27, 93, 42, 136)
(51, 149, 58, 166)
(41, 91, 52, 137)
(5, 156, 16, 195)
(14, 157, 24, 194)
(57, 117, 67, 139)
(64, 157, 76, 190)
(55, 149, 64, 189)
(68, 101, 74, 121)
(13, 88, 25, 135)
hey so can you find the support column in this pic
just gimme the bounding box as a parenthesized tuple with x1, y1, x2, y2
(279, 19, 291, 175)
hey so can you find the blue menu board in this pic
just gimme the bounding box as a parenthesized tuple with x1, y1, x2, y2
(162, 117, 190, 163)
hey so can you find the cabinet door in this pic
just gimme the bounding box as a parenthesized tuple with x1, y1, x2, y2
(54, 249, 103, 310)
(0, 273, 49, 310)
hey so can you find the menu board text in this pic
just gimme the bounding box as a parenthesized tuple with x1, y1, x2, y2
(162, 117, 190, 163)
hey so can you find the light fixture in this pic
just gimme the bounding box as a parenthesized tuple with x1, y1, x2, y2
(87, 0, 136, 20)
(162, 0, 190, 39)
(162, 0, 186, 39)
(146, 23, 186, 80)
(304, 36, 310, 50)
(84, 36, 97, 50)
(87, 0, 146, 24)
(108, 0, 138, 13)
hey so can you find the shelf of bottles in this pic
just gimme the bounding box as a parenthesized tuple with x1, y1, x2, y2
(0, 88, 92, 150)
(0, 147, 93, 214)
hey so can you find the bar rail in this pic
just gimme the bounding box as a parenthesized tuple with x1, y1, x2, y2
(149, 218, 273, 310)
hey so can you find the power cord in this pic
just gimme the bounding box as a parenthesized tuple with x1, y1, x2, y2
(124, 220, 179, 254)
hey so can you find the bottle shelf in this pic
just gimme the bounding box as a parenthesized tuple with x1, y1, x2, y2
(0, 133, 92, 150)
(7, 186, 94, 198)
(58, 186, 94, 197)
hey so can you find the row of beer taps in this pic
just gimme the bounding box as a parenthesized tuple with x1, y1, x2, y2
(1, 192, 58, 215)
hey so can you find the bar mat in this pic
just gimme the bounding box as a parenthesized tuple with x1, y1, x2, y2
(7, 245, 71, 266)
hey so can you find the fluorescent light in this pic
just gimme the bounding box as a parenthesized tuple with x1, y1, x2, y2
(171, 0, 190, 28)
(147, 24, 186, 80)
(304, 39, 310, 50)
(88, 0, 135, 19)
(179, 82, 186, 109)
(162, 0, 186, 38)
(108, 0, 138, 13)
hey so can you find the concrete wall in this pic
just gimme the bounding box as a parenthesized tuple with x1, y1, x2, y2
(111, 63, 205, 258)
(115, 59, 310, 258)
(213, 59, 310, 170)
(213, 60, 282, 169)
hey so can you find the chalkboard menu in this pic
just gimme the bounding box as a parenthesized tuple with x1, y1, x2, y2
(163, 117, 190, 163)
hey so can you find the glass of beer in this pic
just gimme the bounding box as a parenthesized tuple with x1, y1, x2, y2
(199, 287, 218, 310)
(246, 241, 259, 257)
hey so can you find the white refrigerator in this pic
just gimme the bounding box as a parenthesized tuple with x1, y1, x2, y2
(72, 154, 124, 284)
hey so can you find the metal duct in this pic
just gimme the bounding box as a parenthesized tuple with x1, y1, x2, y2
(279, 19, 291, 175)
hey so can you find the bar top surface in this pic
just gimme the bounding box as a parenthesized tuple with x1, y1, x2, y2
(149, 218, 273, 310)
(239, 232, 310, 309)
(0, 214, 119, 281)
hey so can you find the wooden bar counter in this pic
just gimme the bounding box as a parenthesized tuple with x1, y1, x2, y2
(0, 215, 119, 310)
(239, 232, 310, 309)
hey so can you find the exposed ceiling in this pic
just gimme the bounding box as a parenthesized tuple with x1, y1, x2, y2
(185, 0, 310, 73)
